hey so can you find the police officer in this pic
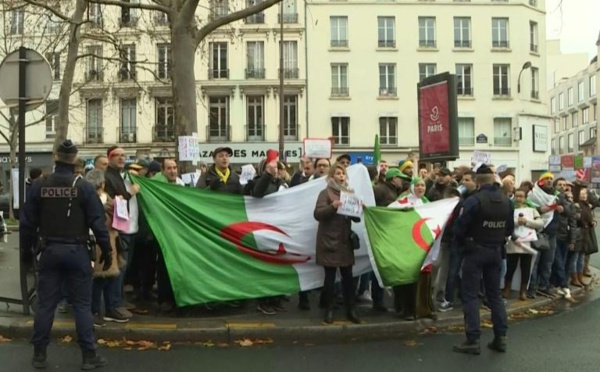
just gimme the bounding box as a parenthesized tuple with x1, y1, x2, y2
(20, 140, 112, 370)
(452, 164, 514, 355)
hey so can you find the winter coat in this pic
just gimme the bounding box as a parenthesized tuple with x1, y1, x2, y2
(196, 165, 242, 194)
(506, 206, 544, 255)
(426, 183, 453, 202)
(556, 192, 577, 244)
(314, 187, 360, 267)
(93, 194, 124, 278)
(373, 181, 400, 207)
(576, 202, 595, 253)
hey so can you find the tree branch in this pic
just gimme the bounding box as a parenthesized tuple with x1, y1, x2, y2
(195, 0, 283, 45)
(88, 0, 170, 14)
(22, 0, 72, 22)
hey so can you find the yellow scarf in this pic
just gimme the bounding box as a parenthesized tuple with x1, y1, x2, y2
(215, 167, 230, 184)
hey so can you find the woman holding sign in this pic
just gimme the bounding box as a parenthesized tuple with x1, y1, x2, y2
(314, 164, 361, 324)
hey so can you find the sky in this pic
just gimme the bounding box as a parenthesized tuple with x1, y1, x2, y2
(546, 0, 600, 59)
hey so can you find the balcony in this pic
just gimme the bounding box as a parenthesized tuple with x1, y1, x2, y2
(530, 43, 538, 53)
(379, 87, 397, 97)
(278, 13, 298, 23)
(419, 40, 437, 48)
(84, 127, 104, 144)
(117, 127, 137, 143)
(153, 125, 175, 142)
(209, 69, 229, 79)
(119, 16, 139, 28)
(331, 40, 349, 48)
(206, 125, 231, 142)
(531, 90, 540, 100)
(245, 124, 265, 142)
(280, 124, 300, 141)
(459, 137, 475, 146)
(245, 68, 265, 79)
(245, 13, 264, 24)
(458, 86, 474, 96)
(85, 69, 103, 82)
(494, 137, 512, 147)
(378, 40, 396, 48)
(279, 68, 299, 79)
(454, 40, 472, 48)
(493, 87, 511, 97)
(492, 40, 510, 48)
(331, 87, 349, 97)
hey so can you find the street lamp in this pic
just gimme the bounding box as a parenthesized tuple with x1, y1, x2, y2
(517, 61, 532, 93)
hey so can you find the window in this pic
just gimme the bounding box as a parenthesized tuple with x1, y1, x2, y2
(279, 0, 298, 23)
(458, 118, 475, 146)
(283, 95, 298, 140)
(453, 17, 471, 48)
(572, 111, 578, 127)
(331, 117, 349, 145)
(245, 0, 264, 24)
(45, 100, 58, 140)
(208, 96, 229, 141)
(209, 0, 228, 19)
(594, 104, 598, 121)
(282, 41, 298, 78)
(568, 133, 574, 152)
(330, 16, 348, 48)
(379, 64, 396, 96)
(591, 127, 597, 139)
(551, 139, 556, 155)
(578, 81, 585, 102)
(88, 3, 102, 26)
(559, 92, 564, 110)
(246, 96, 264, 141)
(157, 44, 171, 79)
(553, 118, 559, 134)
(493, 64, 510, 96)
(47, 13, 61, 34)
(119, 45, 136, 80)
(246, 41, 265, 79)
(120, 0, 140, 27)
(154, 11, 169, 25)
(579, 130, 585, 150)
(45, 52, 61, 80)
(86, 99, 103, 143)
(155, 97, 174, 141)
(493, 118, 512, 146)
(551, 97, 556, 114)
(419, 63, 437, 82)
(583, 107, 589, 124)
(120, 99, 137, 143)
(10, 9, 24, 35)
(331, 64, 349, 97)
(531, 67, 539, 99)
(379, 117, 398, 145)
(591, 75, 596, 96)
(209, 42, 228, 79)
(562, 116, 568, 130)
(529, 21, 538, 52)
(378, 17, 395, 48)
(418, 17, 436, 47)
(456, 64, 473, 95)
(492, 18, 509, 48)
(559, 136, 564, 154)
(568, 87, 574, 106)
(86, 46, 103, 81)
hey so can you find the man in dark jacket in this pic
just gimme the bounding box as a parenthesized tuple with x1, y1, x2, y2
(551, 177, 576, 298)
(427, 167, 454, 202)
(196, 147, 242, 194)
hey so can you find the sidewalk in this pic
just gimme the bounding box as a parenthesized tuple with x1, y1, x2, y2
(1, 234, 598, 344)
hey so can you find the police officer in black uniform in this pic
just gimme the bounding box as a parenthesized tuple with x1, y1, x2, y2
(20, 140, 112, 370)
(452, 164, 514, 355)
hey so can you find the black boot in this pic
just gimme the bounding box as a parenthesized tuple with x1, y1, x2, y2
(324, 308, 334, 324)
(488, 336, 507, 352)
(81, 350, 108, 370)
(32, 347, 47, 369)
(346, 307, 361, 324)
(453, 340, 481, 355)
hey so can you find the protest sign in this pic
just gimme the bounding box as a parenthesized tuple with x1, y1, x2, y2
(514, 208, 537, 242)
(303, 139, 332, 159)
(337, 191, 363, 218)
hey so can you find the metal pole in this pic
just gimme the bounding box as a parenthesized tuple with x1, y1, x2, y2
(278, 1, 285, 157)
(18, 46, 30, 315)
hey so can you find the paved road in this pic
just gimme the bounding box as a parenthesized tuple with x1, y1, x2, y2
(2, 295, 600, 371)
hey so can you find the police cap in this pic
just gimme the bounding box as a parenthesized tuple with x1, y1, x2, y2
(476, 164, 494, 175)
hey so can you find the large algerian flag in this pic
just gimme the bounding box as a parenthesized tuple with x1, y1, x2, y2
(364, 198, 459, 287)
(135, 165, 375, 306)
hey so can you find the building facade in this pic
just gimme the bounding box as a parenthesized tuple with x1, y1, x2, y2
(305, 0, 550, 180)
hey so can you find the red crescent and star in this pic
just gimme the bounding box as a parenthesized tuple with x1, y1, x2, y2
(411, 217, 442, 252)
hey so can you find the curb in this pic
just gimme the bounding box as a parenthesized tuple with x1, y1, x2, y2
(0, 289, 579, 345)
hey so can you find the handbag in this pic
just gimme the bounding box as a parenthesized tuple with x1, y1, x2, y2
(531, 232, 550, 251)
(349, 230, 360, 250)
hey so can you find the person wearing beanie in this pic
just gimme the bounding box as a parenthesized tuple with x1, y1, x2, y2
(398, 160, 414, 177)
(427, 167, 454, 202)
(147, 160, 161, 177)
(19, 140, 111, 369)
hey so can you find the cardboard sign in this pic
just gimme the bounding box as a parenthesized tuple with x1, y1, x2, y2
(471, 150, 491, 165)
(514, 208, 538, 242)
(337, 191, 363, 218)
(178, 136, 199, 161)
(239, 164, 257, 185)
(303, 139, 332, 159)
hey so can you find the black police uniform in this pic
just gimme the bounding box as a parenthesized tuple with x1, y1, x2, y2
(453, 165, 514, 354)
(19, 140, 111, 369)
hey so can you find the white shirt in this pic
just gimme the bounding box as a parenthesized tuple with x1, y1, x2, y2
(122, 172, 139, 234)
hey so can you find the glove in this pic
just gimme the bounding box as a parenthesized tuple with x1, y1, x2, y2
(209, 178, 222, 190)
(99, 251, 113, 271)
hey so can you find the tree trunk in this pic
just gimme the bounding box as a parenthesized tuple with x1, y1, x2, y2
(170, 23, 199, 172)
(53, 0, 88, 151)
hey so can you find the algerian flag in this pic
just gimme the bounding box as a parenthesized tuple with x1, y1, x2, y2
(364, 198, 458, 287)
(135, 165, 375, 306)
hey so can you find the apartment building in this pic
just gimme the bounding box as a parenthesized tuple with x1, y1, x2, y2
(0, 0, 307, 167)
(306, 0, 550, 180)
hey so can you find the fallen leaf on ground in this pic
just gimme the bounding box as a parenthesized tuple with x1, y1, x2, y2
(481, 320, 493, 329)
(509, 313, 530, 320)
(404, 339, 422, 347)
(125, 340, 136, 346)
(202, 341, 215, 348)
(60, 335, 73, 343)
(447, 325, 465, 332)
(158, 342, 172, 351)
(528, 309, 539, 315)
(0, 335, 12, 343)
(252, 338, 273, 345)
(235, 339, 254, 347)
(97, 339, 107, 345)
(419, 326, 438, 335)
(106, 340, 122, 348)
(537, 309, 555, 315)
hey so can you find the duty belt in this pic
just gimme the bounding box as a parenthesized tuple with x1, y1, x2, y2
(44, 237, 88, 245)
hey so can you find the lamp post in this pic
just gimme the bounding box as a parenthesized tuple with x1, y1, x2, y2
(278, 1, 285, 157)
(517, 61, 532, 94)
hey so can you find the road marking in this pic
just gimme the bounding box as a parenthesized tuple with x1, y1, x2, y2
(227, 322, 276, 329)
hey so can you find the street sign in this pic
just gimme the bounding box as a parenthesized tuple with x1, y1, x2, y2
(0, 48, 52, 111)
